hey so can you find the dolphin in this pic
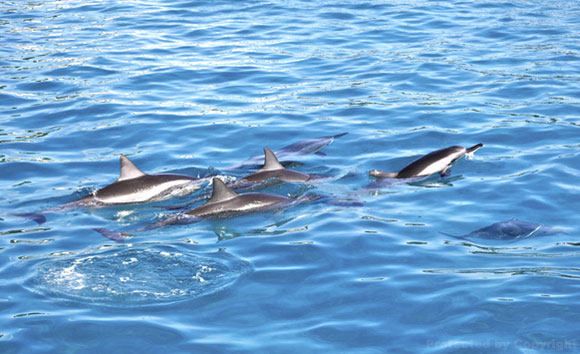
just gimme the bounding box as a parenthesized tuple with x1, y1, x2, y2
(370, 143, 483, 179)
(241, 148, 311, 183)
(93, 177, 316, 242)
(13, 155, 205, 224)
(441, 218, 568, 241)
(274, 132, 348, 158)
(75, 155, 205, 205)
(185, 177, 294, 218)
(228, 132, 348, 169)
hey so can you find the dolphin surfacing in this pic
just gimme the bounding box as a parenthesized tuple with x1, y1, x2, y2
(370, 143, 483, 179)
(239, 148, 311, 183)
(186, 178, 292, 218)
(79, 155, 203, 205)
(13, 155, 204, 224)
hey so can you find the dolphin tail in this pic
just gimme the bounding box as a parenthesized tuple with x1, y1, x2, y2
(466, 143, 483, 154)
(11, 213, 47, 225)
(369, 170, 398, 179)
(92, 228, 127, 243)
(94, 215, 200, 241)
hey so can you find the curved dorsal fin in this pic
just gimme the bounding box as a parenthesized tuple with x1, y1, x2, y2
(208, 178, 238, 203)
(260, 147, 284, 171)
(118, 155, 146, 181)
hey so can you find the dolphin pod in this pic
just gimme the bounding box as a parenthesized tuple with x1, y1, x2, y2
(94, 177, 321, 242)
(12, 134, 347, 225)
(15, 134, 559, 245)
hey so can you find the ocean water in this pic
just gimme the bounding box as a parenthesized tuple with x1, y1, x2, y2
(1, 0, 579, 352)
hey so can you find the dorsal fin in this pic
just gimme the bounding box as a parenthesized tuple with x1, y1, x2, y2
(118, 155, 146, 181)
(260, 147, 284, 171)
(208, 178, 238, 203)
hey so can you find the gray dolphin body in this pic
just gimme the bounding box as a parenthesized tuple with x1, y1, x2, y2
(228, 132, 347, 169)
(370, 143, 483, 179)
(235, 147, 312, 186)
(442, 218, 567, 241)
(76, 155, 203, 205)
(185, 178, 293, 218)
(14, 155, 204, 224)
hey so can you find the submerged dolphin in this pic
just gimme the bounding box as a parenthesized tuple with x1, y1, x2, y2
(228, 132, 348, 169)
(370, 143, 483, 179)
(94, 177, 316, 242)
(442, 218, 567, 241)
(14, 155, 204, 224)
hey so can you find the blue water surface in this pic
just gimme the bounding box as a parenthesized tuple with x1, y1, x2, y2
(1, 0, 580, 353)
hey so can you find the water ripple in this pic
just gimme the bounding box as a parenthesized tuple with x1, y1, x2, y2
(28, 245, 252, 306)
(423, 267, 580, 280)
(1, 0, 580, 352)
